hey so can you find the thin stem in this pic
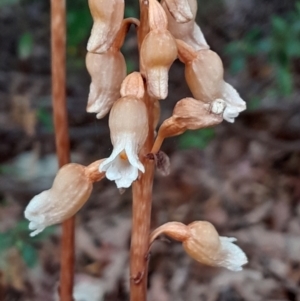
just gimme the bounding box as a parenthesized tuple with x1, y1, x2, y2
(50, 0, 74, 300)
(130, 93, 155, 301)
(130, 3, 154, 299)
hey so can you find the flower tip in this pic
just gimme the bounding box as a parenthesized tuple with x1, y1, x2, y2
(223, 106, 240, 123)
(219, 236, 248, 271)
(120, 72, 145, 99)
(29, 227, 44, 237)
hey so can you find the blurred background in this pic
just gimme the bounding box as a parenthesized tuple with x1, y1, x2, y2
(0, 0, 300, 300)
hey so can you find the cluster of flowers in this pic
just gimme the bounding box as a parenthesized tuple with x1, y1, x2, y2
(25, 0, 247, 272)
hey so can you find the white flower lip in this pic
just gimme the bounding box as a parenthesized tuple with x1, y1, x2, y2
(99, 136, 145, 189)
(221, 82, 246, 123)
(25, 190, 50, 236)
(218, 236, 248, 271)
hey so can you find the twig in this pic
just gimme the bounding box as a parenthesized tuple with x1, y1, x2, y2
(50, 0, 74, 300)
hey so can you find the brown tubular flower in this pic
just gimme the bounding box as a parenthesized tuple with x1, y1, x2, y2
(87, 0, 124, 53)
(176, 39, 247, 122)
(140, 0, 177, 99)
(151, 97, 224, 153)
(150, 221, 248, 271)
(86, 51, 126, 119)
(162, 0, 209, 50)
(99, 72, 149, 188)
(24, 162, 105, 236)
(176, 39, 224, 102)
(86, 18, 139, 119)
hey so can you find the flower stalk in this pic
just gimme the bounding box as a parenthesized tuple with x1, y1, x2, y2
(50, 0, 73, 300)
(130, 151, 155, 301)
(129, 3, 155, 297)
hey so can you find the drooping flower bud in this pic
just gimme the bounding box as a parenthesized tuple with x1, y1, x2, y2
(87, 0, 124, 53)
(86, 18, 137, 119)
(99, 72, 148, 188)
(176, 39, 224, 102)
(176, 40, 246, 122)
(120, 69, 145, 99)
(24, 162, 105, 236)
(151, 97, 224, 153)
(162, 0, 209, 51)
(86, 51, 126, 119)
(150, 221, 248, 271)
(140, 0, 177, 99)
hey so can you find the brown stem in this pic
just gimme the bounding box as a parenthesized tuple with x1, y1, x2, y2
(149, 222, 190, 246)
(130, 101, 155, 300)
(150, 132, 165, 154)
(51, 1, 74, 300)
(130, 3, 154, 298)
(137, 0, 150, 50)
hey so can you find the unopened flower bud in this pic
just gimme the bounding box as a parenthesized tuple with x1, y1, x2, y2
(148, 0, 168, 31)
(87, 0, 124, 53)
(99, 79, 148, 188)
(120, 71, 144, 99)
(86, 18, 139, 118)
(141, 31, 177, 99)
(151, 97, 224, 153)
(86, 51, 126, 119)
(176, 40, 246, 121)
(162, 0, 209, 50)
(150, 221, 247, 271)
(140, 0, 177, 99)
(24, 163, 105, 236)
(176, 40, 224, 102)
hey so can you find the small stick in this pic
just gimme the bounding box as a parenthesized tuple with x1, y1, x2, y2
(50, 0, 74, 300)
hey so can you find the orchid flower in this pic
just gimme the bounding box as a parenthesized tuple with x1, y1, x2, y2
(99, 72, 148, 189)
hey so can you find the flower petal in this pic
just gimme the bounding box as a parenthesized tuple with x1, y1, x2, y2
(221, 82, 246, 123)
(125, 140, 145, 173)
(99, 142, 125, 172)
(218, 236, 248, 271)
(25, 190, 52, 237)
(104, 156, 139, 188)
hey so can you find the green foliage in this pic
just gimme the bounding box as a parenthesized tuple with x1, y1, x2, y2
(36, 107, 54, 132)
(0, 0, 20, 7)
(225, 2, 300, 96)
(18, 32, 34, 60)
(179, 128, 215, 150)
(67, 0, 92, 56)
(0, 220, 54, 268)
